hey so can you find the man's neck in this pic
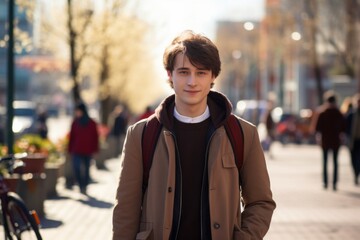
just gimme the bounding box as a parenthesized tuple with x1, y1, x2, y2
(174, 106, 210, 123)
(174, 102, 207, 117)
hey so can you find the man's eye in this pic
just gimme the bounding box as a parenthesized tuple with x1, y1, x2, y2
(198, 71, 207, 75)
(179, 71, 188, 75)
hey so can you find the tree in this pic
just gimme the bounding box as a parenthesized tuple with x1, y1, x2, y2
(78, 1, 164, 123)
(35, 0, 164, 121)
(315, 0, 360, 93)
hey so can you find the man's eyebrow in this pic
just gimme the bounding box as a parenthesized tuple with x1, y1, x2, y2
(175, 67, 189, 71)
(197, 67, 209, 71)
(175, 66, 209, 71)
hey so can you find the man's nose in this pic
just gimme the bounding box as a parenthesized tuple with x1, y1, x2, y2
(187, 74, 197, 86)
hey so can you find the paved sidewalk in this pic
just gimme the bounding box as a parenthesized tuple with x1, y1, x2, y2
(32, 143, 360, 239)
(265, 143, 360, 240)
(38, 158, 121, 239)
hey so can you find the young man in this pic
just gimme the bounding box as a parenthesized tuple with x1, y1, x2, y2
(112, 30, 276, 240)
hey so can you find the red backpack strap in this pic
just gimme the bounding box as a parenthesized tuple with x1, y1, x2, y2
(223, 114, 244, 186)
(141, 114, 162, 195)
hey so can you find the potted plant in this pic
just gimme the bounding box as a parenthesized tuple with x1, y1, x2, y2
(11, 134, 64, 216)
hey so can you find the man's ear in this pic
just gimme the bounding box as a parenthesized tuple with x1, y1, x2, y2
(166, 70, 174, 88)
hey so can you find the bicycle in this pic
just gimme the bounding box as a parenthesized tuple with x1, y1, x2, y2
(0, 153, 43, 240)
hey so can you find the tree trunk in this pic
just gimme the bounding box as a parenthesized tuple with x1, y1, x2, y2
(345, 0, 357, 78)
(307, 0, 324, 105)
(99, 45, 114, 124)
(357, 18, 360, 93)
(67, 0, 82, 104)
(355, 0, 360, 92)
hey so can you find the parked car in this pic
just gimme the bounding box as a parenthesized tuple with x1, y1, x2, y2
(12, 101, 37, 136)
(0, 101, 39, 142)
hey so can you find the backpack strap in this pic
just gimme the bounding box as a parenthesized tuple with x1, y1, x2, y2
(141, 114, 162, 195)
(223, 114, 244, 186)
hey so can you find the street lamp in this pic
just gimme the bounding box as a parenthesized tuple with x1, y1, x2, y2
(290, 31, 302, 113)
(244, 22, 260, 101)
(244, 22, 255, 31)
(291, 31, 302, 41)
(7, 0, 15, 154)
(231, 50, 242, 104)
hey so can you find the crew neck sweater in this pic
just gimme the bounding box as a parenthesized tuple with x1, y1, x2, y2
(173, 117, 211, 239)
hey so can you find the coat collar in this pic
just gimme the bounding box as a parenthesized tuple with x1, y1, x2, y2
(154, 91, 233, 130)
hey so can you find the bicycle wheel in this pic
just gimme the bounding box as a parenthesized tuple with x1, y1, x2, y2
(3, 192, 42, 240)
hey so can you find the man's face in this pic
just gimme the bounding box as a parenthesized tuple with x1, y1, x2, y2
(168, 53, 215, 116)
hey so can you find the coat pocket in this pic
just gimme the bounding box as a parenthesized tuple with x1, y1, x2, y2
(222, 152, 237, 168)
(136, 230, 153, 240)
(233, 229, 251, 240)
(137, 222, 153, 240)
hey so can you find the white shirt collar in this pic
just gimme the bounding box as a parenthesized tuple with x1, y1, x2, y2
(173, 106, 210, 123)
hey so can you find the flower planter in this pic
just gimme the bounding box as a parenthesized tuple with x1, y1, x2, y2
(44, 158, 65, 198)
(15, 153, 47, 174)
(17, 173, 47, 218)
(3, 174, 21, 192)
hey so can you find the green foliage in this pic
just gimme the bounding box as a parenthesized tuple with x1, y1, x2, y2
(0, 145, 7, 157)
(13, 134, 62, 163)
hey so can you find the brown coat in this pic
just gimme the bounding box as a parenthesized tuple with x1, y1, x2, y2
(112, 92, 276, 240)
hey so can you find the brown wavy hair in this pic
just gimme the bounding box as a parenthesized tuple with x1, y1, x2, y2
(163, 30, 221, 88)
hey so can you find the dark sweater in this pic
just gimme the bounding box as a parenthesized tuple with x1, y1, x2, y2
(173, 117, 211, 239)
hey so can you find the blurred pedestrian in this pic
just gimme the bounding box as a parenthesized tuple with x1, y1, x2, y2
(112, 30, 275, 239)
(34, 107, 48, 139)
(136, 105, 154, 121)
(107, 105, 128, 158)
(345, 93, 360, 186)
(68, 102, 99, 195)
(261, 99, 276, 158)
(312, 90, 346, 191)
(340, 96, 353, 117)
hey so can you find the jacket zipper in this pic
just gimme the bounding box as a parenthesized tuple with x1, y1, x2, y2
(200, 131, 216, 240)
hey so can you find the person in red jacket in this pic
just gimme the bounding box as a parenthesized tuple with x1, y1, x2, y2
(68, 102, 99, 195)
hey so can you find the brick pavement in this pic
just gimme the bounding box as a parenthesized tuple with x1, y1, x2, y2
(7, 143, 359, 239)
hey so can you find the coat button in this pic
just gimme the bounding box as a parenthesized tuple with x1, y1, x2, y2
(168, 187, 172, 192)
(213, 223, 220, 229)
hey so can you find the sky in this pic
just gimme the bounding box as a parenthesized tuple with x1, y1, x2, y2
(136, 0, 264, 41)
(134, 0, 265, 85)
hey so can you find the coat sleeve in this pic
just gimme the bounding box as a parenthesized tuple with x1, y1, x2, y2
(112, 123, 144, 239)
(240, 122, 276, 239)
